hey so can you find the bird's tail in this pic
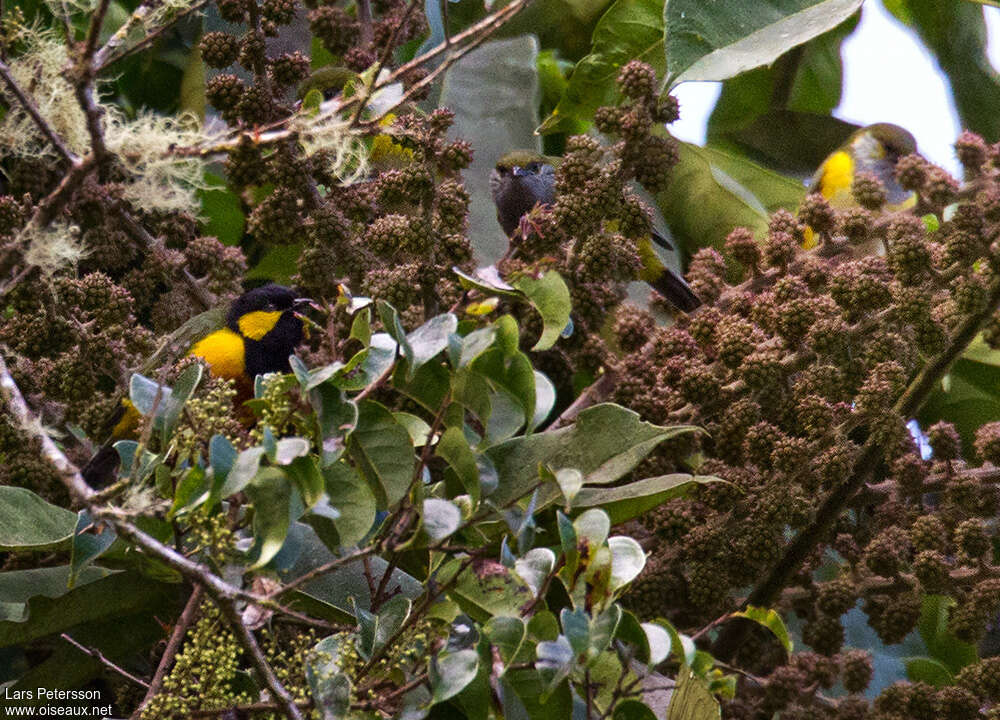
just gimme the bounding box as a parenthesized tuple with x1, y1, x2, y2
(636, 237, 702, 312)
(649, 266, 702, 312)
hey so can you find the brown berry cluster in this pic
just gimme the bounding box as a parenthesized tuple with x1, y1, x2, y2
(495, 61, 681, 396)
(604, 132, 1000, 717)
(288, 109, 474, 338)
(0, 167, 247, 478)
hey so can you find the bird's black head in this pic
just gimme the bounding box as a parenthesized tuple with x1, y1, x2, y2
(226, 285, 302, 330)
(228, 284, 310, 378)
(490, 151, 557, 237)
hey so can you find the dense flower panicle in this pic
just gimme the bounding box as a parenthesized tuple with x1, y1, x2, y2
(596, 127, 1000, 717)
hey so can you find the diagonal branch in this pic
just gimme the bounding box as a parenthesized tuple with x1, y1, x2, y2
(0, 59, 77, 164)
(0, 355, 94, 505)
(711, 275, 1000, 661)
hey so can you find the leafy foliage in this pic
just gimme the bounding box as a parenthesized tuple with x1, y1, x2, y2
(4, 0, 1000, 718)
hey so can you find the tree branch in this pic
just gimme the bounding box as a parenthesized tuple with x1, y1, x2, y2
(61, 633, 151, 688)
(711, 275, 1000, 661)
(129, 585, 204, 720)
(0, 59, 77, 164)
(0, 354, 94, 505)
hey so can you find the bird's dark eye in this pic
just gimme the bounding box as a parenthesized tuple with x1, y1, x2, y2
(526, 162, 539, 173)
(497, 166, 509, 175)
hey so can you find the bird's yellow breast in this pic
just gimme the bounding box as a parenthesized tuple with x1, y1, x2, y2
(819, 150, 855, 205)
(237, 310, 283, 341)
(188, 328, 246, 380)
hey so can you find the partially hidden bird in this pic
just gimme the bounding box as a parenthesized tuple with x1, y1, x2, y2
(490, 150, 701, 312)
(81, 284, 310, 487)
(803, 122, 918, 250)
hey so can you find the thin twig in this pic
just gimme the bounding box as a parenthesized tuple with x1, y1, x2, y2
(94, 0, 214, 71)
(354, 360, 396, 402)
(357, 0, 374, 45)
(214, 597, 305, 720)
(61, 633, 151, 688)
(0, 355, 94, 504)
(545, 369, 617, 431)
(130, 585, 204, 719)
(269, 546, 377, 598)
(0, 59, 77, 163)
(82, 0, 114, 62)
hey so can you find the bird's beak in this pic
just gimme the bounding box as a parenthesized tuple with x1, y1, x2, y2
(511, 166, 529, 178)
(294, 297, 321, 312)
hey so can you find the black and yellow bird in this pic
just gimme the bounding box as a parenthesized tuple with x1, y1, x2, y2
(81, 284, 310, 486)
(803, 122, 918, 250)
(490, 151, 701, 312)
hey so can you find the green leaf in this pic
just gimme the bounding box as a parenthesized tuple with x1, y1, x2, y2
(510, 271, 572, 351)
(538, 0, 664, 135)
(664, 0, 863, 85)
(643, 622, 672, 666)
(406, 313, 458, 377)
(68, 512, 115, 588)
(337, 334, 398, 392)
(608, 536, 646, 591)
(0, 572, 178, 648)
(286, 456, 325, 510)
(161, 354, 203, 444)
(575, 474, 723, 524)
(919, 344, 1000, 457)
(666, 666, 721, 720)
(614, 700, 659, 720)
(169, 465, 211, 519)
(536, 635, 576, 696)
(417, 498, 462, 544)
(531, 371, 557, 431)
(659, 618, 696, 666)
(308, 635, 352, 720)
(350, 307, 371, 346)
(485, 616, 529, 666)
(348, 400, 416, 509)
(430, 649, 480, 703)
(554, 468, 584, 505)
(279, 523, 422, 619)
(209, 434, 237, 484)
(129, 373, 170, 417)
(713, 111, 859, 177)
(246, 467, 294, 569)
(320, 462, 377, 549)
(589, 604, 622, 660)
(897, 0, 1000, 142)
(436, 426, 482, 505)
(179, 44, 206, 119)
(917, 594, 977, 674)
(514, 548, 557, 598)
(904, 656, 954, 687)
(273, 437, 311, 465)
(198, 172, 244, 246)
(689, 144, 805, 213)
(217, 446, 267, 499)
(438, 557, 533, 623)
(0, 487, 77, 551)
(311, 385, 358, 467)
(486, 403, 700, 508)
(394, 412, 432, 447)
(0, 565, 113, 625)
(732, 606, 793, 654)
(655, 140, 770, 256)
